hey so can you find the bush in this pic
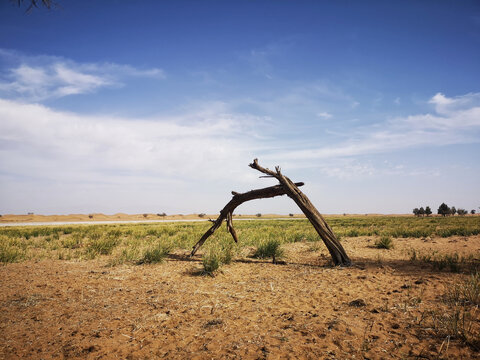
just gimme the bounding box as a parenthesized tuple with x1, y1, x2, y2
(256, 213, 262, 217)
(202, 249, 221, 276)
(374, 236, 394, 249)
(198, 213, 206, 218)
(253, 239, 284, 263)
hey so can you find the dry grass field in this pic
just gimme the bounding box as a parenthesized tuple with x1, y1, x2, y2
(1, 216, 479, 359)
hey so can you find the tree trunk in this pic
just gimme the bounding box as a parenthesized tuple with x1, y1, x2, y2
(191, 159, 351, 267)
(249, 159, 351, 266)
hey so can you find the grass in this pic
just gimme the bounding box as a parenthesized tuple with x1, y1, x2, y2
(0, 242, 24, 263)
(202, 249, 221, 276)
(253, 238, 284, 263)
(0, 215, 479, 264)
(137, 242, 172, 264)
(409, 249, 479, 273)
(426, 273, 480, 350)
(374, 235, 394, 249)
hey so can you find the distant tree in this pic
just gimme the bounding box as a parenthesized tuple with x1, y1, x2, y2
(256, 213, 262, 217)
(413, 208, 419, 217)
(198, 213, 206, 218)
(437, 203, 451, 217)
(418, 207, 425, 217)
(289, 213, 294, 217)
(143, 213, 148, 218)
(88, 214, 93, 219)
(457, 209, 468, 216)
(450, 206, 457, 216)
(471, 209, 476, 215)
(157, 213, 167, 217)
(425, 206, 432, 217)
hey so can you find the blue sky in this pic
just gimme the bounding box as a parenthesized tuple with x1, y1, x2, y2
(0, 0, 479, 215)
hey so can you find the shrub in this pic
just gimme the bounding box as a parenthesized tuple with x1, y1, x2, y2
(253, 239, 284, 263)
(374, 236, 394, 249)
(202, 249, 221, 276)
(198, 213, 206, 218)
(256, 213, 262, 217)
(157, 213, 167, 217)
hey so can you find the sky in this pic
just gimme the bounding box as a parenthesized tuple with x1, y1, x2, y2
(0, 0, 479, 215)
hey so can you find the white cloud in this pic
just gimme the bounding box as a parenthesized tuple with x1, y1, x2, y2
(316, 112, 332, 119)
(0, 98, 266, 187)
(0, 49, 165, 101)
(263, 92, 480, 163)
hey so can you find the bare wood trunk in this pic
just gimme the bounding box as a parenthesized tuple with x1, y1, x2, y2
(190, 182, 304, 256)
(191, 159, 351, 267)
(249, 159, 351, 266)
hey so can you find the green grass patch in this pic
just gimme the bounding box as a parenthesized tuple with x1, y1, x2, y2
(137, 242, 172, 264)
(253, 238, 284, 264)
(374, 236, 394, 249)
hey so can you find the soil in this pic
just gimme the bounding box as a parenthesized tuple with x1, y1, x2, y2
(1, 235, 479, 359)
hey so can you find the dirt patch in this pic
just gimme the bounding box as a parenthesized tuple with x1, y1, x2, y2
(1, 236, 479, 359)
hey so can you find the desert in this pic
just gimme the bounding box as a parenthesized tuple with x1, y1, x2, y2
(1, 215, 479, 359)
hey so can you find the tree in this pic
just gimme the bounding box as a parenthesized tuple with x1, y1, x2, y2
(450, 206, 457, 216)
(425, 206, 432, 217)
(457, 209, 467, 216)
(418, 207, 425, 217)
(413, 208, 420, 217)
(437, 203, 451, 217)
(471, 210, 476, 215)
(191, 159, 351, 266)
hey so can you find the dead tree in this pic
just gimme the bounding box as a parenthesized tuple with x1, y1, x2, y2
(191, 159, 351, 266)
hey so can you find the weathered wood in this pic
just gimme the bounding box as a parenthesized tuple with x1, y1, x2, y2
(190, 182, 304, 256)
(249, 159, 351, 266)
(191, 159, 351, 267)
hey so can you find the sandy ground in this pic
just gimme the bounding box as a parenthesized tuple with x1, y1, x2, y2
(1, 236, 479, 359)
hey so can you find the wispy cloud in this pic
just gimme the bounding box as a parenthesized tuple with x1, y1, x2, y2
(264, 92, 480, 164)
(0, 49, 165, 101)
(316, 112, 332, 119)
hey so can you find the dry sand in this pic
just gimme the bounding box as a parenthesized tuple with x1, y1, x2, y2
(1, 235, 479, 359)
